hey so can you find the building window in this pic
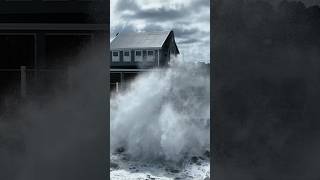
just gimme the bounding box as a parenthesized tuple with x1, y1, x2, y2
(0, 35, 35, 69)
(147, 50, 154, 62)
(113, 51, 118, 56)
(136, 51, 141, 56)
(123, 50, 131, 62)
(45, 34, 92, 68)
(135, 50, 142, 62)
(112, 51, 120, 62)
(147, 51, 154, 56)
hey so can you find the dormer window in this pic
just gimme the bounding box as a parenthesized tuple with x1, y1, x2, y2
(147, 50, 154, 62)
(135, 50, 142, 62)
(112, 51, 120, 62)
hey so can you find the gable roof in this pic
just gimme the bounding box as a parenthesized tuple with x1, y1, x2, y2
(110, 30, 172, 50)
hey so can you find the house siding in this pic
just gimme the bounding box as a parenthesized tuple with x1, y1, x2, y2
(110, 31, 179, 69)
(111, 48, 161, 68)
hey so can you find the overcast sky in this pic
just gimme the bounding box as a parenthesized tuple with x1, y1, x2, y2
(110, 0, 210, 63)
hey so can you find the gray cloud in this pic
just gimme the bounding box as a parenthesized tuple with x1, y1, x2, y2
(173, 27, 199, 38)
(111, 0, 210, 62)
(115, 0, 139, 11)
(179, 38, 200, 44)
(121, 0, 210, 23)
(124, 7, 186, 22)
(141, 24, 165, 32)
(189, 0, 210, 11)
(111, 23, 138, 37)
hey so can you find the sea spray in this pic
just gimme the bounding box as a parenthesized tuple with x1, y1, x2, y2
(110, 58, 210, 162)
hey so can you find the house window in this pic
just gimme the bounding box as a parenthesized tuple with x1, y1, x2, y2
(135, 50, 142, 62)
(147, 50, 154, 62)
(0, 35, 35, 69)
(45, 34, 91, 68)
(136, 51, 141, 56)
(123, 50, 131, 62)
(112, 51, 120, 62)
(113, 51, 118, 56)
(147, 51, 154, 56)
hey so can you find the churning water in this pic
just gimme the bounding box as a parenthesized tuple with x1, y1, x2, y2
(110, 58, 210, 163)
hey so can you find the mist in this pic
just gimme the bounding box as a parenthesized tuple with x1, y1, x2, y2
(110, 58, 210, 163)
(0, 41, 108, 180)
(213, 0, 320, 179)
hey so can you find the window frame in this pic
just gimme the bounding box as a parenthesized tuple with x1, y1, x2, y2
(112, 50, 120, 62)
(135, 50, 143, 62)
(112, 51, 119, 57)
(135, 50, 142, 56)
(147, 50, 155, 62)
(0, 33, 36, 68)
(123, 50, 131, 62)
(147, 50, 154, 56)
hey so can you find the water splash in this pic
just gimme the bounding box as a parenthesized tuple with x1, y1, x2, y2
(110, 58, 210, 162)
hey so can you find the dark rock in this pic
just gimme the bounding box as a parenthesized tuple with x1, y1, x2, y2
(204, 150, 210, 158)
(122, 155, 129, 161)
(116, 147, 125, 154)
(170, 169, 180, 173)
(110, 162, 119, 169)
(191, 156, 199, 164)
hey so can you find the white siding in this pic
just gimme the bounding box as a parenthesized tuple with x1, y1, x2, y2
(112, 51, 120, 62)
(147, 50, 155, 62)
(135, 50, 143, 62)
(123, 50, 131, 62)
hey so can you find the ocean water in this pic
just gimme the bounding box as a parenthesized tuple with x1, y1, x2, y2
(110, 58, 210, 179)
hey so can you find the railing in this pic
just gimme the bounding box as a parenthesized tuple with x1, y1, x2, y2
(0, 66, 68, 98)
(110, 82, 132, 93)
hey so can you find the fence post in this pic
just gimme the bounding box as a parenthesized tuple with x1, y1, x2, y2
(115, 82, 119, 93)
(20, 66, 27, 98)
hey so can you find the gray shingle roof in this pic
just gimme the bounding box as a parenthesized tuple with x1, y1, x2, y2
(110, 31, 171, 50)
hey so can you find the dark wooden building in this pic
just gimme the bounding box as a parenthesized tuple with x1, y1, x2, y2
(110, 30, 179, 91)
(0, 0, 108, 100)
(0, 2, 108, 179)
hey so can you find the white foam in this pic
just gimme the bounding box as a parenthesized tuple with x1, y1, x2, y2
(110, 58, 210, 162)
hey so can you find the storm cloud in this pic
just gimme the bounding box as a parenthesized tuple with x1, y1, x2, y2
(111, 0, 210, 63)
